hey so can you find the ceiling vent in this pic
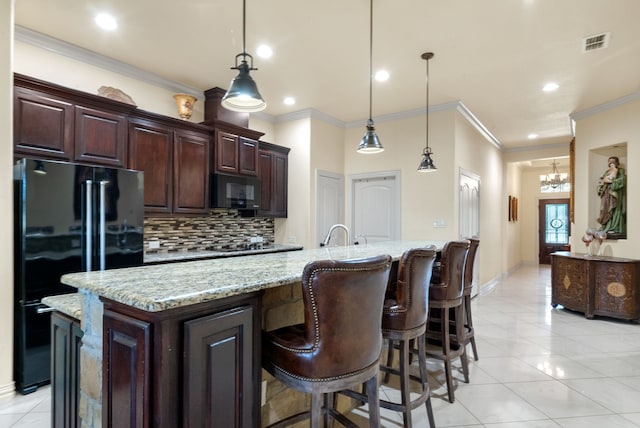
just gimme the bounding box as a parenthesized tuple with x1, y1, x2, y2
(582, 32, 610, 53)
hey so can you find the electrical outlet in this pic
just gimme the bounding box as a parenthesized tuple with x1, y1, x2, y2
(148, 241, 160, 249)
(288, 236, 297, 244)
(261, 380, 267, 406)
(250, 236, 264, 244)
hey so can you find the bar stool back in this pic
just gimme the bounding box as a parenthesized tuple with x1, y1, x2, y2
(380, 246, 437, 428)
(426, 240, 470, 403)
(262, 255, 392, 428)
(462, 238, 480, 360)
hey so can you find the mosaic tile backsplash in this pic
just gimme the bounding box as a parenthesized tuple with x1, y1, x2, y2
(144, 209, 274, 253)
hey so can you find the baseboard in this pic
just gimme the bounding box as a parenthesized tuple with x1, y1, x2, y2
(0, 381, 16, 399)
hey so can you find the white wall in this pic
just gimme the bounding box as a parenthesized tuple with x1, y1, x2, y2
(573, 99, 640, 258)
(14, 41, 205, 123)
(454, 112, 504, 285)
(1, 0, 15, 397)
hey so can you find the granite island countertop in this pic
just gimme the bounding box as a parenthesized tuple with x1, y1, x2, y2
(144, 244, 303, 264)
(61, 240, 445, 312)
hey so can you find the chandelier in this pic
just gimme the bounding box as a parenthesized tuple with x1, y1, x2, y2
(541, 160, 568, 188)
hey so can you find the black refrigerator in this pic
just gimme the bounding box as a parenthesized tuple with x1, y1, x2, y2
(13, 158, 144, 394)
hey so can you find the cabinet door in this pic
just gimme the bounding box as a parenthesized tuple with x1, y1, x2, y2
(51, 312, 82, 428)
(238, 137, 258, 176)
(74, 105, 128, 167)
(174, 130, 210, 214)
(258, 150, 273, 214)
(272, 151, 288, 217)
(183, 306, 256, 428)
(551, 255, 589, 314)
(215, 131, 239, 174)
(103, 310, 151, 428)
(129, 120, 173, 214)
(13, 86, 74, 160)
(258, 147, 288, 217)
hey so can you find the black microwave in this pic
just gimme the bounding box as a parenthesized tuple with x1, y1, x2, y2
(211, 173, 262, 210)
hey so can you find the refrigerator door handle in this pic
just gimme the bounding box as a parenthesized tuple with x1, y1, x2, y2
(85, 180, 93, 271)
(99, 180, 108, 271)
(36, 305, 55, 314)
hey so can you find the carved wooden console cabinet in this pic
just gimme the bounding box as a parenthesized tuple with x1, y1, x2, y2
(551, 251, 640, 322)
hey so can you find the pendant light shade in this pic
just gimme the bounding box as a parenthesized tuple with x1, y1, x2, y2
(221, 0, 266, 113)
(358, 119, 384, 153)
(418, 52, 437, 172)
(357, 0, 383, 154)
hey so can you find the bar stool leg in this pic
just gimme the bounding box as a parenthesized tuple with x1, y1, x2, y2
(399, 338, 411, 428)
(455, 304, 470, 383)
(465, 294, 478, 361)
(384, 339, 395, 383)
(364, 375, 381, 428)
(311, 392, 322, 428)
(441, 306, 456, 403)
(417, 333, 436, 428)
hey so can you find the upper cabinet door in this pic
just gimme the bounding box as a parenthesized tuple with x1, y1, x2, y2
(173, 130, 210, 214)
(215, 131, 239, 174)
(13, 86, 74, 161)
(238, 137, 258, 176)
(214, 131, 258, 176)
(74, 105, 128, 168)
(128, 119, 173, 214)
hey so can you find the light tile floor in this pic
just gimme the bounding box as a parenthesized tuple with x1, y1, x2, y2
(1, 264, 639, 427)
(347, 264, 640, 427)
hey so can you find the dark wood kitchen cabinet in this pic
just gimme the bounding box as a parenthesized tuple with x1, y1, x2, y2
(128, 115, 210, 215)
(258, 142, 289, 218)
(210, 121, 264, 176)
(14, 74, 132, 167)
(51, 312, 83, 428)
(102, 292, 262, 427)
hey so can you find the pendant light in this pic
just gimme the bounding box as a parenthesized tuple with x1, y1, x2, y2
(221, 0, 266, 113)
(418, 52, 437, 172)
(357, 0, 384, 154)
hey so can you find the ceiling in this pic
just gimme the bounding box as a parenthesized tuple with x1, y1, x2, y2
(13, 0, 640, 153)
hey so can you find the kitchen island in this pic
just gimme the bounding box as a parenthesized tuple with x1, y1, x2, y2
(60, 240, 445, 428)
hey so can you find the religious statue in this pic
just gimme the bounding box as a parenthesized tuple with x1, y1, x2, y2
(596, 156, 625, 236)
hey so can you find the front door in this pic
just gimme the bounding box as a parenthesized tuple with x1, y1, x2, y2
(539, 198, 570, 264)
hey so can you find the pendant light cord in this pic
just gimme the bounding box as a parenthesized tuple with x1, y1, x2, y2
(368, 0, 373, 122)
(242, 0, 247, 56)
(425, 55, 429, 151)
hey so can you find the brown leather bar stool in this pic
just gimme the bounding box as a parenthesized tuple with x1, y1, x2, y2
(262, 255, 392, 428)
(425, 240, 470, 403)
(380, 246, 437, 428)
(460, 237, 479, 361)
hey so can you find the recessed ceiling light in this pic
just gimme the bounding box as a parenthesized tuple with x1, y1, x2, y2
(543, 83, 559, 92)
(256, 45, 272, 59)
(528, 133, 538, 139)
(95, 13, 118, 31)
(283, 97, 295, 106)
(375, 70, 389, 82)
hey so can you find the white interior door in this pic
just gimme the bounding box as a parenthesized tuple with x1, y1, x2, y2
(316, 170, 344, 247)
(351, 171, 400, 244)
(459, 169, 480, 296)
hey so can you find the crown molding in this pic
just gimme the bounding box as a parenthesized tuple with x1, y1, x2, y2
(502, 141, 570, 154)
(14, 25, 202, 98)
(570, 90, 640, 121)
(455, 101, 502, 150)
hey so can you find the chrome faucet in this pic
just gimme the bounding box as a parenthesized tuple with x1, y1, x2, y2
(320, 224, 350, 247)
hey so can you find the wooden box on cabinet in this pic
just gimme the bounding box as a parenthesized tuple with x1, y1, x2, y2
(258, 142, 289, 218)
(51, 312, 83, 428)
(102, 292, 262, 427)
